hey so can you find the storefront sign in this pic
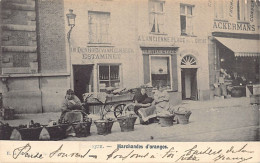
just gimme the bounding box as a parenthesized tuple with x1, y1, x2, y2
(142, 49, 176, 55)
(71, 47, 134, 60)
(229, 0, 234, 17)
(250, 0, 254, 22)
(82, 53, 121, 59)
(213, 21, 256, 31)
(138, 35, 207, 44)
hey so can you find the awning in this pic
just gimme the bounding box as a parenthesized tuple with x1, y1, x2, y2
(215, 37, 260, 57)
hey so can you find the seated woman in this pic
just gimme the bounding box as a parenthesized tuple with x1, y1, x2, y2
(133, 87, 156, 124)
(59, 89, 86, 123)
(153, 83, 175, 115)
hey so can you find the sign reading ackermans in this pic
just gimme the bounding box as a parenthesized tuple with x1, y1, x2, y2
(71, 47, 134, 59)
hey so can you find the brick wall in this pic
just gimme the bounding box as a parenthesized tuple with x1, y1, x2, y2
(37, 0, 67, 73)
(1, 0, 38, 74)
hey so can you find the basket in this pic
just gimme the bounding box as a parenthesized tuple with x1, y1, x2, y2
(117, 116, 137, 132)
(72, 121, 92, 137)
(39, 124, 69, 140)
(250, 94, 260, 105)
(0, 108, 15, 120)
(94, 120, 114, 135)
(0, 121, 13, 140)
(10, 127, 43, 140)
(174, 107, 192, 124)
(157, 114, 174, 127)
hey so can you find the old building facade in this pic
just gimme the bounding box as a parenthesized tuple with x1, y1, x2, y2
(0, 0, 259, 113)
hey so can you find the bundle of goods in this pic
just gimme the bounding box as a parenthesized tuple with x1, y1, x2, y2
(10, 120, 43, 140)
(0, 121, 13, 140)
(174, 107, 192, 124)
(0, 107, 15, 120)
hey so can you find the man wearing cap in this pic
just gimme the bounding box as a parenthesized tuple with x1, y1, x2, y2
(59, 89, 85, 122)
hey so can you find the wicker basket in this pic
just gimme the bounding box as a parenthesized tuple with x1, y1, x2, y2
(94, 120, 114, 135)
(39, 124, 69, 140)
(0, 121, 13, 140)
(0, 108, 15, 120)
(174, 107, 192, 124)
(117, 116, 137, 132)
(157, 114, 174, 127)
(10, 127, 43, 140)
(250, 94, 260, 105)
(72, 121, 92, 137)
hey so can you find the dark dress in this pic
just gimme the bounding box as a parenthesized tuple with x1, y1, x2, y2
(133, 91, 153, 113)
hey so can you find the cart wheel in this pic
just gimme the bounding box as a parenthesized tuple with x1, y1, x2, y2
(114, 104, 126, 118)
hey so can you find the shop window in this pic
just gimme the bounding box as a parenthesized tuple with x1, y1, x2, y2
(180, 4, 194, 36)
(88, 11, 110, 44)
(237, 0, 249, 22)
(98, 64, 121, 92)
(150, 55, 172, 90)
(214, 0, 228, 20)
(149, 0, 165, 34)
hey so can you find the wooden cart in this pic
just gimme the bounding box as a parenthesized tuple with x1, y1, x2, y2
(84, 93, 135, 118)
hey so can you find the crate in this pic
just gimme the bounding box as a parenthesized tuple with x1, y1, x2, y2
(0, 108, 15, 120)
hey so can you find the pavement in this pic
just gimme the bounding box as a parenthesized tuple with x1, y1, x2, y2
(2, 97, 260, 141)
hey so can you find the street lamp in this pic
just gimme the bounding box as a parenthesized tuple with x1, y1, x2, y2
(66, 9, 76, 42)
(66, 9, 76, 89)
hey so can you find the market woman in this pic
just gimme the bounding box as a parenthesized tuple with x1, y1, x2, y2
(59, 89, 86, 123)
(133, 86, 156, 124)
(153, 83, 175, 115)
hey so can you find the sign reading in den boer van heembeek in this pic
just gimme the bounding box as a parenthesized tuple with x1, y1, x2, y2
(71, 47, 134, 59)
(213, 21, 256, 31)
(138, 35, 207, 44)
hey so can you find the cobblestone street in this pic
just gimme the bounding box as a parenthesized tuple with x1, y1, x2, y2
(3, 97, 259, 142)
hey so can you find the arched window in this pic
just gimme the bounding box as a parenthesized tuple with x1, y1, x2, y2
(181, 55, 197, 65)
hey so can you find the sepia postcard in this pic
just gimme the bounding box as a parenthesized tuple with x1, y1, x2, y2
(0, 0, 259, 162)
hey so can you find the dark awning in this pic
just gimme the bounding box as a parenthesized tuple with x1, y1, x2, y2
(215, 37, 260, 57)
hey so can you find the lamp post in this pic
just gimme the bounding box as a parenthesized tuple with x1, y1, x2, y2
(66, 9, 76, 89)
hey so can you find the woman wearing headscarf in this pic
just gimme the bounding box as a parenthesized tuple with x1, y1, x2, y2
(59, 89, 85, 123)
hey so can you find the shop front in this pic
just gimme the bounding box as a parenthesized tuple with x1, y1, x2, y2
(70, 46, 137, 101)
(213, 36, 260, 97)
(138, 34, 209, 102)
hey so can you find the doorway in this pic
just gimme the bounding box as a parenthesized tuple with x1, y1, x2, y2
(73, 65, 94, 102)
(181, 68, 198, 100)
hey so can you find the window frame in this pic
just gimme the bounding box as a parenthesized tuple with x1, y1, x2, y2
(149, 0, 166, 34)
(97, 63, 122, 92)
(149, 55, 173, 91)
(88, 11, 111, 44)
(180, 4, 195, 36)
(237, 0, 249, 23)
(214, 0, 228, 21)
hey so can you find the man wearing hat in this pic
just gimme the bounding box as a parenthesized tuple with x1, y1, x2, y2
(59, 89, 85, 123)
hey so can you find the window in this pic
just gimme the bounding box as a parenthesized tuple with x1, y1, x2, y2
(149, 0, 165, 34)
(88, 11, 110, 44)
(98, 64, 121, 92)
(180, 4, 194, 36)
(149, 55, 172, 90)
(237, 0, 249, 21)
(214, 0, 227, 19)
